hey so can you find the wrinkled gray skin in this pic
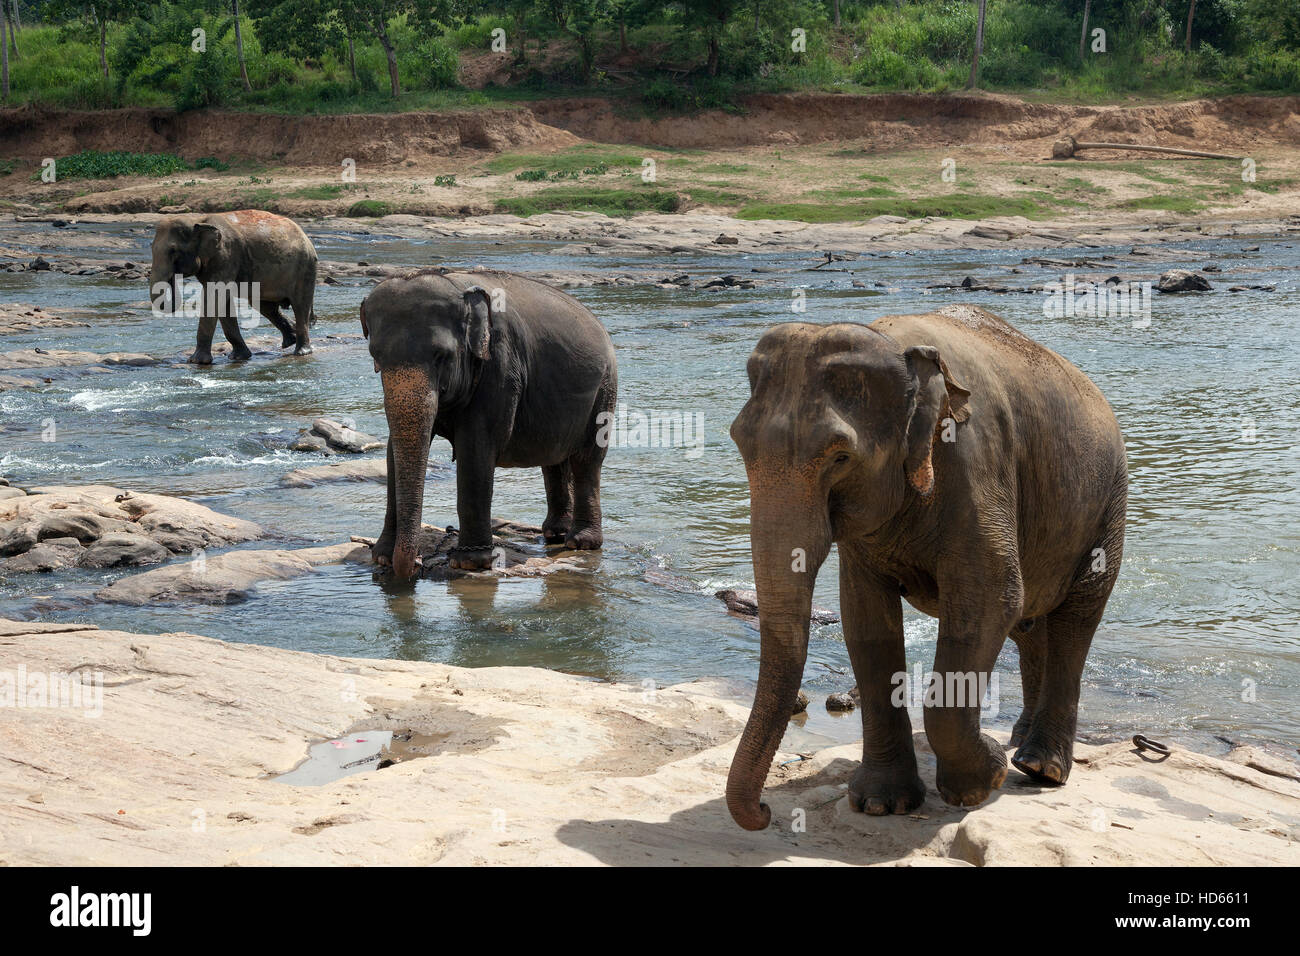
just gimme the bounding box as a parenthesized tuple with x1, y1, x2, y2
(361, 270, 617, 580)
(726, 304, 1127, 831)
(149, 210, 317, 364)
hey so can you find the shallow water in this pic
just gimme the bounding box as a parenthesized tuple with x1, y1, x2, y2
(2, 220, 1298, 751)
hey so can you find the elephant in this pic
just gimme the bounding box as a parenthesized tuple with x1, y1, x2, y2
(149, 210, 317, 364)
(725, 304, 1127, 831)
(360, 269, 617, 579)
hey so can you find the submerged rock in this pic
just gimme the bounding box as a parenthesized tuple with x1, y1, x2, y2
(826, 693, 856, 712)
(95, 541, 370, 605)
(1157, 269, 1213, 293)
(310, 418, 385, 454)
(714, 587, 840, 625)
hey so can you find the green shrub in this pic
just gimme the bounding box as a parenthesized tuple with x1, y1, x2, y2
(346, 199, 393, 217)
(43, 150, 190, 180)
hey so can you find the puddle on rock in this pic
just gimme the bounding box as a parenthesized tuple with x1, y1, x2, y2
(273, 729, 448, 785)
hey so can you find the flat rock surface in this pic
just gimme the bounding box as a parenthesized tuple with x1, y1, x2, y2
(1, 618, 1296, 866)
(95, 541, 370, 605)
(0, 302, 93, 334)
(0, 485, 263, 571)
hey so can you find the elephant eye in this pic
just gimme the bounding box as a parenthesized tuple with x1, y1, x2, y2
(833, 452, 851, 464)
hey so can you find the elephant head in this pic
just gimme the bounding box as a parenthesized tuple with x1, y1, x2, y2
(149, 216, 223, 313)
(361, 276, 494, 580)
(725, 322, 969, 830)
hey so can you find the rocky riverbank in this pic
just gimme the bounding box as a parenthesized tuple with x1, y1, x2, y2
(1, 616, 1297, 865)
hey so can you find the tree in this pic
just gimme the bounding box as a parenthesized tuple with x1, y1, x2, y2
(1184, 0, 1197, 51)
(46, 0, 133, 78)
(336, 0, 457, 98)
(673, 0, 739, 77)
(967, 0, 987, 89)
(232, 0, 251, 91)
(1, 4, 8, 101)
(1079, 0, 1091, 60)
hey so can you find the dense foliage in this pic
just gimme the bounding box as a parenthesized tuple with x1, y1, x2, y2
(1, 0, 1297, 110)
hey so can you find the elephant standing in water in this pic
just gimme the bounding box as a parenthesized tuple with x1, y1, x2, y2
(149, 210, 317, 364)
(726, 304, 1127, 830)
(361, 270, 617, 579)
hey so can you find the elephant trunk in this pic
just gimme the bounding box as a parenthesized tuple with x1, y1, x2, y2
(382, 366, 436, 580)
(726, 489, 829, 831)
(150, 257, 177, 314)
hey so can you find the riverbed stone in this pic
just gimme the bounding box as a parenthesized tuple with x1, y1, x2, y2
(310, 417, 385, 453)
(1157, 269, 1213, 292)
(715, 587, 840, 625)
(78, 532, 171, 569)
(0, 485, 263, 572)
(3, 617, 1296, 865)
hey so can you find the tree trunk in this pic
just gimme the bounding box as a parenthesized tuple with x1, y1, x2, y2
(619, 20, 627, 54)
(345, 22, 356, 81)
(376, 21, 399, 97)
(232, 0, 252, 92)
(1184, 0, 1197, 52)
(1, 10, 9, 102)
(98, 13, 108, 79)
(834, 0, 841, 29)
(967, 0, 987, 89)
(6, 1, 17, 60)
(1079, 0, 1091, 60)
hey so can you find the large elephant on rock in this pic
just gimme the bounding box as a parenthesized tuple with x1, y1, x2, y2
(149, 210, 317, 364)
(361, 269, 617, 579)
(726, 304, 1127, 831)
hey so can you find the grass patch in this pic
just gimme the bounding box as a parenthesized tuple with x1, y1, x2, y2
(485, 147, 643, 176)
(1118, 195, 1206, 214)
(804, 185, 900, 199)
(346, 199, 394, 217)
(290, 184, 357, 199)
(494, 188, 681, 217)
(694, 162, 754, 174)
(737, 192, 1064, 223)
(686, 187, 748, 205)
(42, 150, 190, 180)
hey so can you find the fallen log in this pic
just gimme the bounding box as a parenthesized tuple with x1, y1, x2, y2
(1051, 134, 1243, 161)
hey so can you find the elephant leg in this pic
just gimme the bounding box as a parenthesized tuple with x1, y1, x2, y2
(840, 545, 925, 816)
(925, 560, 1021, 808)
(448, 444, 497, 570)
(541, 462, 574, 545)
(218, 312, 252, 362)
(259, 300, 296, 349)
(1009, 618, 1046, 748)
(565, 446, 604, 551)
(1011, 587, 1111, 785)
(290, 271, 315, 356)
(372, 439, 398, 567)
(189, 295, 218, 366)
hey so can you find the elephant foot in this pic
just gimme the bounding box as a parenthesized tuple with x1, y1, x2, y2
(230, 347, 253, 362)
(188, 350, 214, 366)
(935, 734, 1008, 807)
(542, 515, 572, 545)
(449, 545, 495, 570)
(293, 343, 314, 356)
(1011, 733, 1073, 785)
(1009, 712, 1032, 748)
(849, 759, 925, 816)
(371, 534, 395, 568)
(565, 526, 603, 550)
(279, 333, 297, 349)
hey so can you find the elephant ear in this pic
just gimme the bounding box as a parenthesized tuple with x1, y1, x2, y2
(462, 286, 492, 361)
(194, 222, 223, 273)
(902, 345, 971, 499)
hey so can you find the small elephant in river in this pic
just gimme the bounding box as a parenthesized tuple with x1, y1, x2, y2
(149, 210, 317, 364)
(360, 269, 617, 578)
(726, 304, 1127, 830)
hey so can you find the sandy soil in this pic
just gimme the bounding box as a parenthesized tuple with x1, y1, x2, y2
(2, 94, 1297, 233)
(1, 616, 1297, 866)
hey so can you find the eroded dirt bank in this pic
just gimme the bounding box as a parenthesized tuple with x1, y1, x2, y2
(0, 105, 577, 165)
(4, 94, 1299, 162)
(2, 617, 1297, 866)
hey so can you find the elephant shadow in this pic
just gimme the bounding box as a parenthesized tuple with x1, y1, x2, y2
(554, 734, 1055, 866)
